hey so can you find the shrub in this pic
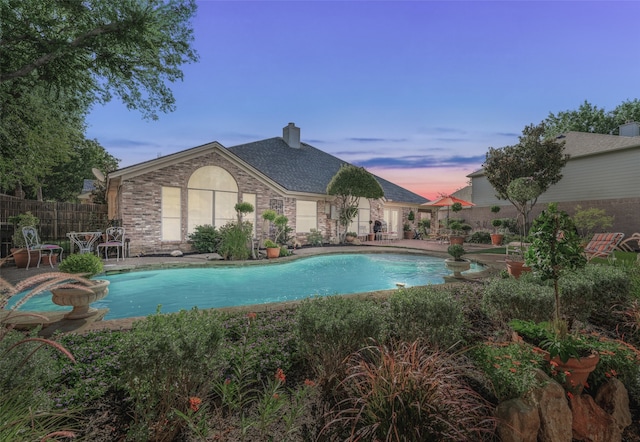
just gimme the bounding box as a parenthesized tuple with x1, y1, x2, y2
(188, 224, 220, 253)
(588, 336, 640, 395)
(323, 341, 495, 441)
(296, 296, 384, 387)
(54, 330, 125, 408)
(388, 286, 464, 349)
(471, 342, 544, 402)
(481, 277, 554, 324)
(217, 221, 252, 260)
(467, 231, 491, 244)
(218, 309, 299, 381)
(118, 308, 225, 441)
(58, 253, 104, 277)
(306, 229, 323, 246)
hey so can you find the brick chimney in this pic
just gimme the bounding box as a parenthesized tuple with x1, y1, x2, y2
(282, 122, 300, 148)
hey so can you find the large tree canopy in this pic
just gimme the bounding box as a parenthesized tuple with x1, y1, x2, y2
(0, 0, 199, 120)
(0, 0, 198, 200)
(483, 123, 569, 235)
(326, 164, 384, 240)
(544, 99, 640, 138)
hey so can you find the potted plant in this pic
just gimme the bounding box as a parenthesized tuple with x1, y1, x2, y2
(523, 202, 596, 393)
(8, 212, 43, 268)
(447, 220, 466, 245)
(52, 253, 109, 319)
(367, 220, 375, 241)
(403, 223, 412, 239)
(264, 239, 280, 259)
(444, 244, 471, 278)
(489, 206, 504, 246)
(345, 232, 358, 243)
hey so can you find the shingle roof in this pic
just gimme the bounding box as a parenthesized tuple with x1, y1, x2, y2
(559, 131, 640, 157)
(228, 137, 427, 204)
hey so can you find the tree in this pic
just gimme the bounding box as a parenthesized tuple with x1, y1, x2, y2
(0, 0, 198, 199)
(0, 0, 199, 120)
(0, 84, 89, 198)
(44, 139, 120, 203)
(326, 164, 384, 241)
(483, 123, 569, 235)
(544, 99, 640, 137)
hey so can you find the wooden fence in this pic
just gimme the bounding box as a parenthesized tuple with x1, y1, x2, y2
(0, 195, 109, 257)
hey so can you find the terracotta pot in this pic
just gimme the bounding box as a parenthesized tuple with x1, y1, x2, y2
(544, 352, 600, 394)
(10, 248, 41, 269)
(445, 258, 471, 278)
(506, 260, 531, 279)
(490, 233, 504, 246)
(403, 231, 412, 239)
(266, 247, 280, 259)
(449, 236, 465, 245)
(367, 233, 375, 241)
(51, 280, 110, 320)
(40, 254, 58, 266)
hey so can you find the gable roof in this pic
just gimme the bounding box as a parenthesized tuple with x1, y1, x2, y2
(228, 137, 427, 204)
(468, 130, 640, 178)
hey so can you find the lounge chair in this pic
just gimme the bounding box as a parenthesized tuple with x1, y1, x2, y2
(22, 226, 63, 269)
(583, 232, 625, 262)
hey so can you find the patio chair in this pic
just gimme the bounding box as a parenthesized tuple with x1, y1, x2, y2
(21, 226, 63, 270)
(583, 232, 625, 262)
(96, 227, 126, 261)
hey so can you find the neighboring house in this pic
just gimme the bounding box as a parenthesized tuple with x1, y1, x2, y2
(77, 179, 96, 204)
(106, 123, 428, 255)
(466, 122, 640, 236)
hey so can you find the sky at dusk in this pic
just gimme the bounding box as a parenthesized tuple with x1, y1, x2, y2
(86, 1, 640, 201)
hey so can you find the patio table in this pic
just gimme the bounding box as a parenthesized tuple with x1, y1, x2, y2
(67, 231, 102, 254)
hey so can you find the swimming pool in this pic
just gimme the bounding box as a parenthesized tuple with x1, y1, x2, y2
(10, 253, 483, 320)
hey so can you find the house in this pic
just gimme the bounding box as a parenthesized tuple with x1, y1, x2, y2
(77, 179, 96, 204)
(105, 123, 428, 255)
(466, 122, 640, 236)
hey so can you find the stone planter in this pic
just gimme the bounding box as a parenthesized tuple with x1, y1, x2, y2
(444, 258, 471, 278)
(490, 233, 504, 246)
(266, 247, 280, 259)
(51, 280, 110, 320)
(345, 235, 356, 243)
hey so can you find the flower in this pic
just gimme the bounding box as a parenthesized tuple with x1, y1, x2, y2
(304, 379, 316, 387)
(189, 396, 202, 412)
(246, 312, 257, 321)
(275, 368, 286, 383)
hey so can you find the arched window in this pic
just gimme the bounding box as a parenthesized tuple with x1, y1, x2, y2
(187, 166, 238, 233)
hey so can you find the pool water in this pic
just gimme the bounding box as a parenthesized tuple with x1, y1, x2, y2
(9, 253, 482, 320)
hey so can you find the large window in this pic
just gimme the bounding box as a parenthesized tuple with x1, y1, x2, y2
(384, 208, 399, 234)
(161, 186, 181, 241)
(187, 166, 238, 233)
(348, 198, 371, 236)
(296, 200, 317, 233)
